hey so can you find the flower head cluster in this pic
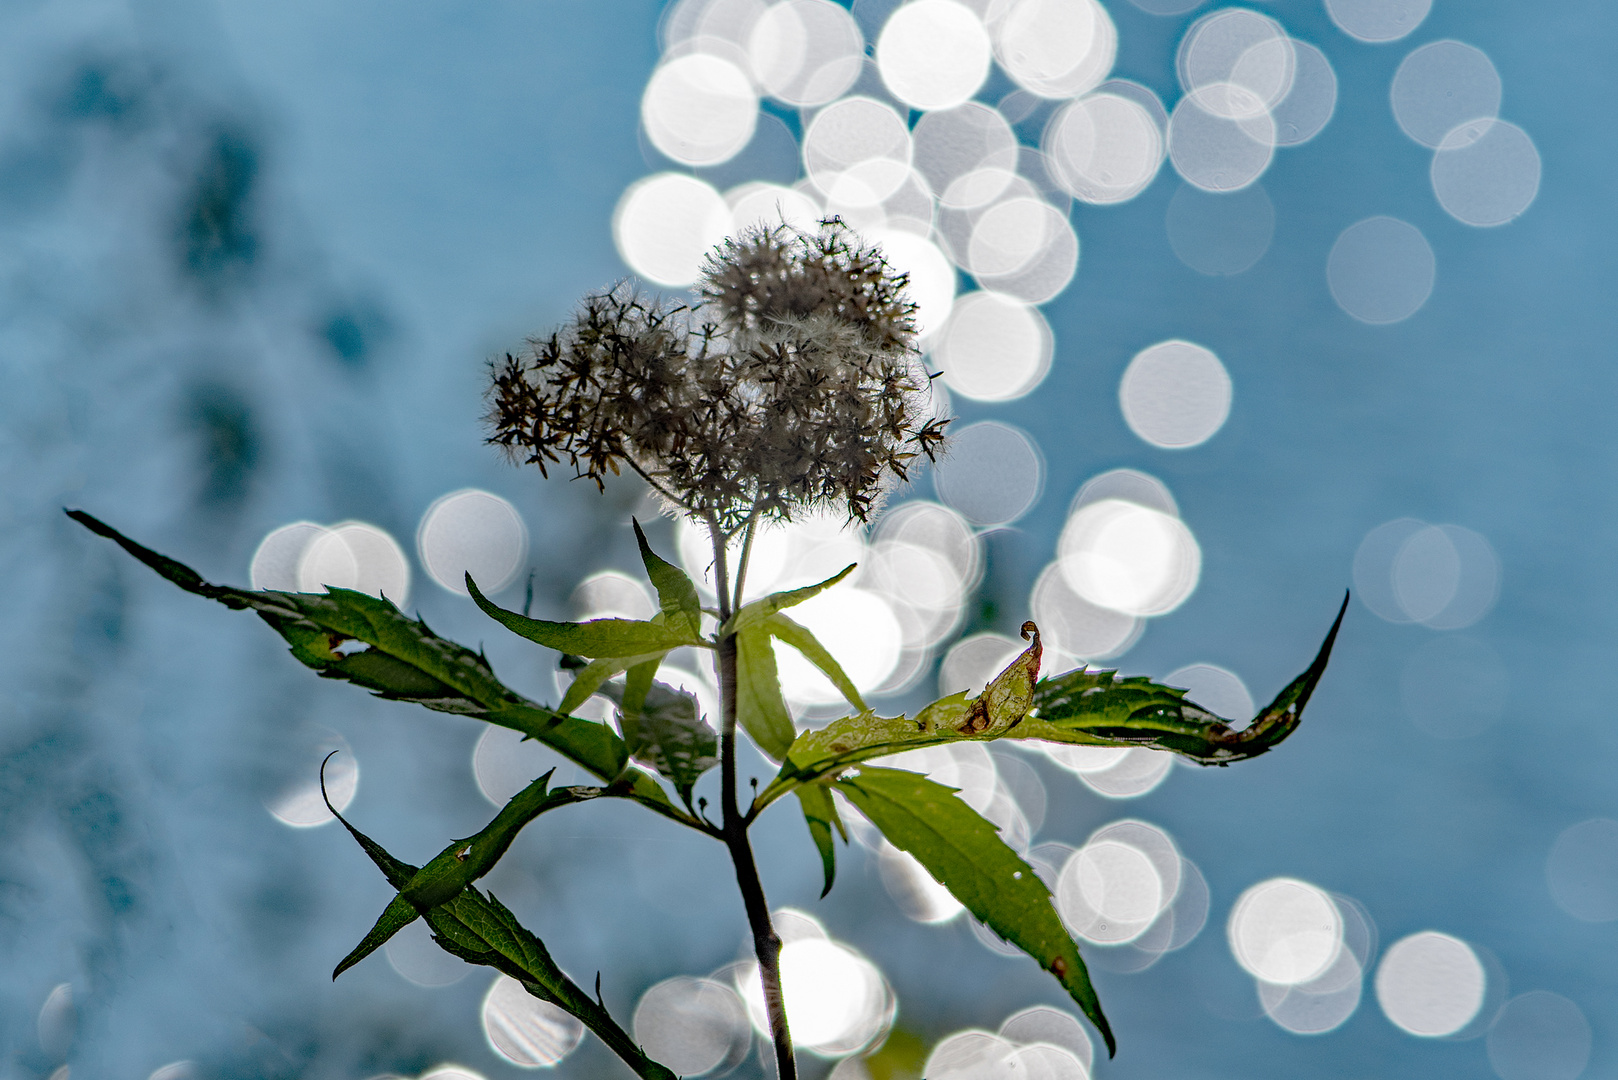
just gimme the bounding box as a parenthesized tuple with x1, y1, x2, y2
(486, 219, 949, 532)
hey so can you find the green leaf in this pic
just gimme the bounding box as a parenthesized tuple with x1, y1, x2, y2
(633, 518, 702, 640)
(332, 767, 599, 978)
(728, 563, 856, 632)
(794, 783, 845, 898)
(323, 785, 676, 1080)
(758, 596, 1348, 805)
(766, 612, 868, 715)
(598, 674, 719, 804)
(334, 893, 418, 980)
(834, 766, 1114, 1057)
(68, 511, 688, 824)
(468, 573, 698, 657)
(734, 623, 797, 759)
(1023, 592, 1349, 765)
(618, 656, 660, 740)
(558, 651, 668, 716)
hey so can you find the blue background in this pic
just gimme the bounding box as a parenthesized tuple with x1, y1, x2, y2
(1, 0, 1612, 1077)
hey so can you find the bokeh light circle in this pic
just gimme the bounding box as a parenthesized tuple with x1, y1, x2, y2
(1271, 41, 1338, 146)
(999, 1006, 1094, 1072)
(1431, 119, 1541, 227)
(614, 173, 731, 286)
(1354, 519, 1500, 627)
(748, 0, 865, 107)
(1327, 216, 1434, 324)
(250, 521, 325, 590)
(774, 587, 902, 706)
(632, 977, 751, 1075)
(1167, 90, 1275, 192)
(1177, 9, 1295, 120)
(482, 974, 585, 1066)
(803, 96, 913, 206)
(1374, 931, 1486, 1037)
(966, 198, 1080, 303)
(727, 181, 822, 233)
(1043, 93, 1164, 205)
(641, 52, 759, 166)
(1030, 562, 1141, 662)
(932, 420, 1045, 526)
(1166, 182, 1274, 276)
(266, 734, 356, 828)
(296, 522, 410, 605)
(1058, 498, 1200, 616)
(1325, 0, 1432, 42)
(933, 291, 1052, 402)
(1165, 663, 1253, 721)
(1486, 992, 1591, 1080)
(991, 0, 1117, 99)
(387, 918, 470, 988)
(417, 489, 529, 596)
(1390, 40, 1501, 149)
(877, 0, 992, 111)
(879, 841, 966, 923)
(737, 937, 892, 1055)
(872, 228, 956, 338)
(1056, 832, 1168, 944)
(1118, 339, 1232, 448)
(1228, 877, 1343, 986)
(1547, 819, 1618, 923)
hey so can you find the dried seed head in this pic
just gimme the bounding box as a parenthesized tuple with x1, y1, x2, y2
(485, 219, 949, 531)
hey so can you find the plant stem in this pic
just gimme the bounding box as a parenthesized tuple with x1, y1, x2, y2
(711, 521, 797, 1080)
(732, 509, 760, 612)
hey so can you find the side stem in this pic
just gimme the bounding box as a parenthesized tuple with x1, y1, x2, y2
(711, 521, 797, 1080)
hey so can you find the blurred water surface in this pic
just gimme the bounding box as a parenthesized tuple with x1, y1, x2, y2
(2, 1, 1615, 1078)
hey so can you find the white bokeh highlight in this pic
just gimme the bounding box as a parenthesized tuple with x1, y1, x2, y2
(1118, 339, 1232, 448)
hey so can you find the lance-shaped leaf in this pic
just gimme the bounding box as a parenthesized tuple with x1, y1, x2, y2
(468, 573, 700, 657)
(1019, 592, 1350, 765)
(834, 766, 1114, 1057)
(558, 650, 668, 716)
(321, 781, 676, 1080)
(67, 511, 685, 824)
(633, 519, 702, 640)
(757, 595, 1347, 805)
(766, 612, 868, 716)
(727, 563, 855, 632)
(598, 673, 719, 804)
(794, 782, 846, 898)
(734, 623, 796, 760)
(333, 767, 599, 977)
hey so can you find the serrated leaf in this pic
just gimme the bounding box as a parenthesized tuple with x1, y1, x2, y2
(333, 768, 593, 978)
(68, 511, 685, 823)
(766, 612, 868, 715)
(633, 519, 702, 640)
(321, 787, 676, 1080)
(756, 596, 1348, 806)
(735, 623, 796, 760)
(834, 766, 1114, 1057)
(598, 674, 719, 803)
(1022, 592, 1350, 765)
(728, 563, 856, 632)
(468, 573, 698, 656)
(794, 783, 845, 898)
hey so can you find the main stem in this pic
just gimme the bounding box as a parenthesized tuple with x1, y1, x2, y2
(711, 518, 797, 1080)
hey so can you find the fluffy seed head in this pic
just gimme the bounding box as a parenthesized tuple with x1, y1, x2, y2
(485, 219, 949, 531)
